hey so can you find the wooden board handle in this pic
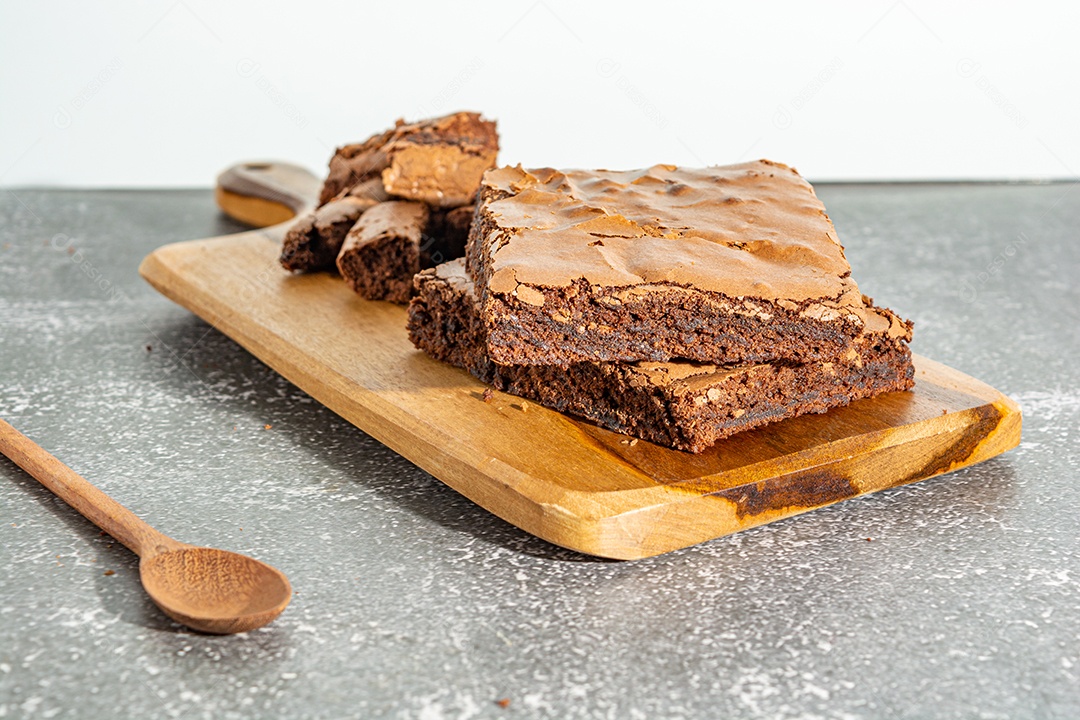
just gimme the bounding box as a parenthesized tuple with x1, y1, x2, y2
(0, 418, 181, 558)
(215, 161, 321, 228)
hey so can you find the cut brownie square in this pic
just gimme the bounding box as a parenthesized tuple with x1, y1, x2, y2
(337, 201, 430, 304)
(318, 112, 497, 207)
(408, 260, 915, 453)
(319, 129, 395, 206)
(380, 113, 497, 207)
(466, 160, 912, 367)
(279, 195, 378, 272)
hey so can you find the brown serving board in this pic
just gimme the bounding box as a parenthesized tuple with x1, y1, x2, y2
(146, 162, 1022, 558)
(140, 220, 1020, 559)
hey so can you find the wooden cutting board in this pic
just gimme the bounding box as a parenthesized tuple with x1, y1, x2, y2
(139, 163, 1021, 560)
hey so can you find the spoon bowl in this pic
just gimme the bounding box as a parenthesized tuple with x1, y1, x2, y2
(141, 547, 292, 634)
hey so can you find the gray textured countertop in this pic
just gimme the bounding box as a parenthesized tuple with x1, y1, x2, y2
(1, 183, 1078, 719)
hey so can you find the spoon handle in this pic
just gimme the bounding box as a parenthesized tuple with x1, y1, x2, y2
(0, 418, 182, 558)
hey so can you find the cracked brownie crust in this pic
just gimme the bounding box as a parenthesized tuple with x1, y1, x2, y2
(318, 112, 497, 207)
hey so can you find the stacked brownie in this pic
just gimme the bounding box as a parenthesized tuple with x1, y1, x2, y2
(280, 111, 498, 303)
(408, 160, 915, 453)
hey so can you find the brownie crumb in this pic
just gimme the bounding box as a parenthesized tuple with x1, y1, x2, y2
(103, 570, 115, 576)
(495, 699, 511, 709)
(482, 388, 494, 403)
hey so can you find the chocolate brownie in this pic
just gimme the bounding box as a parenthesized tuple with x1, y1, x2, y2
(319, 130, 395, 206)
(337, 201, 431, 304)
(466, 161, 912, 367)
(318, 112, 498, 207)
(408, 260, 915, 453)
(279, 196, 376, 272)
(381, 114, 497, 207)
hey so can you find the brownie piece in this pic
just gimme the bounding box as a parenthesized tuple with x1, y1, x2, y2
(381, 114, 497, 207)
(408, 260, 915, 453)
(319, 130, 395, 206)
(466, 160, 912, 367)
(337, 201, 431, 304)
(318, 112, 497, 207)
(279, 196, 376, 272)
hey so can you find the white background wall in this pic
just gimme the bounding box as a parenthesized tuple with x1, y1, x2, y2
(2, 1, 1076, 187)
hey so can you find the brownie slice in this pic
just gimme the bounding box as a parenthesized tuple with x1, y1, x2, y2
(337, 201, 431, 304)
(381, 114, 497, 207)
(279, 194, 379, 272)
(466, 160, 912, 367)
(408, 260, 915, 453)
(318, 112, 497, 207)
(319, 131, 395, 206)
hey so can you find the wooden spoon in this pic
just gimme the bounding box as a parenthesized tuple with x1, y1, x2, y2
(0, 418, 291, 634)
(215, 161, 319, 227)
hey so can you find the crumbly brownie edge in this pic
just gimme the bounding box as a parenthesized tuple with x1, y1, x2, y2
(382, 114, 498, 208)
(463, 182, 512, 281)
(338, 236, 419, 304)
(482, 277, 912, 367)
(409, 260, 915, 453)
(280, 199, 371, 272)
(659, 346, 914, 452)
(408, 268, 495, 382)
(487, 341, 913, 453)
(280, 213, 321, 272)
(280, 214, 357, 273)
